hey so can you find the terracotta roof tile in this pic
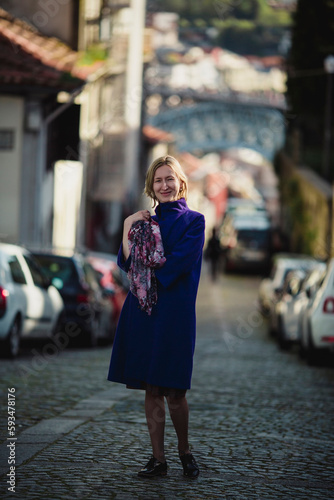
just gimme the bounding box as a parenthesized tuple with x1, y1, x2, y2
(0, 8, 104, 89)
(142, 124, 174, 143)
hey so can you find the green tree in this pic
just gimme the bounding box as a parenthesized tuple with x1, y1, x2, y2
(235, 0, 259, 20)
(148, 0, 290, 24)
(147, 0, 291, 55)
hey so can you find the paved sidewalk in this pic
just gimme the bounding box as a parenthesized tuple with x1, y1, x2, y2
(1, 270, 334, 499)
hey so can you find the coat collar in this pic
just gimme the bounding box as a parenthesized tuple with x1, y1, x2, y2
(154, 198, 188, 219)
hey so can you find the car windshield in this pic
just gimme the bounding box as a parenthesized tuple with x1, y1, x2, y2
(274, 260, 320, 287)
(237, 229, 270, 247)
(271, 264, 296, 286)
(32, 255, 77, 290)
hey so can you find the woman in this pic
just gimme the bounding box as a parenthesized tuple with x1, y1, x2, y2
(107, 155, 205, 478)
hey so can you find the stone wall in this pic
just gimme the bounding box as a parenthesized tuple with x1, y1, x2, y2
(277, 151, 333, 259)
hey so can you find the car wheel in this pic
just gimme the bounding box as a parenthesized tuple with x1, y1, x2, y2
(277, 316, 290, 351)
(259, 302, 270, 317)
(3, 317, 21, 358)
(306, 326, 322, 366)
(98, 314, 115, 346)
(85, 316, 99, 348)
(298, 343, 306, 359)
(268, 314, 277, 337)
(52, 310, 66, 337)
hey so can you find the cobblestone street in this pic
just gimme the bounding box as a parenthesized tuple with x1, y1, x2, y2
(1, 265, 334, 499)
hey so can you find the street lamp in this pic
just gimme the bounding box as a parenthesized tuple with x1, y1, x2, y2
(323, 55, 334, 179)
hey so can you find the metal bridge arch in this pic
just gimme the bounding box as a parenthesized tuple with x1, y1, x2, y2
(149, 101, 286, 161)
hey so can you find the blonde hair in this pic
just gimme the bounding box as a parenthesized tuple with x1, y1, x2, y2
(144, 155, 188, 206)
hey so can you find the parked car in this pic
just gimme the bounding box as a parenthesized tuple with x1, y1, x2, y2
(224, 197, 267, 218)
(258, 253, 320, 320)
(299, 258, 334, 365)
(31, 250, 114, 346)
(274, 269, 307, 349)
(275, 265, 326, 350)
(85, 251, 129, 325)
(0, 243, 64, 358)
(219, 212, 272, 273)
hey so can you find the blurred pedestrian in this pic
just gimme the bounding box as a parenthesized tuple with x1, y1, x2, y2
(108, 155, 205, 479)
(205, 227, 222, 280)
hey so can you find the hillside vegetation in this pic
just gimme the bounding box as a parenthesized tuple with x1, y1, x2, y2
(148, 0, 292, 56)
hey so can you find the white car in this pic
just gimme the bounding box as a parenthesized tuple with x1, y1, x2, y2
(0, 243, 64, 358)
(300, 258, 334, 364)
(258, 253, 318, 321)
(275, 264, 326, 349)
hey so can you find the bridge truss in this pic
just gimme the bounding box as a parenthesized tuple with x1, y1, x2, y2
(148, 101, 286, 161)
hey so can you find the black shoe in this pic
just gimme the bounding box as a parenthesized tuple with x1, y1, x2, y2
(138, 456, 168, 478)
(180, 453, 199, 478)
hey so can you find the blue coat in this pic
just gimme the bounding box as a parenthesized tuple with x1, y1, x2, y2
(107, 198, 205, 390)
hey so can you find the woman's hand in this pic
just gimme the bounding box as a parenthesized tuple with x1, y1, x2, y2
(122, 210, 151, 260)
(124, 210, 151, 227)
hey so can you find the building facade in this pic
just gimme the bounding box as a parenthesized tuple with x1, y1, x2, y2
(0, 0, 147, 253)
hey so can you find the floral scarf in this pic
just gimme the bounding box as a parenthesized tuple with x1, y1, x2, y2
(128, 219, 166, 315)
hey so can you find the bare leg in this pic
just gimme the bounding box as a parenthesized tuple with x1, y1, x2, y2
(167, 395, 190, 455)
(144, 391, 166, 462)
(167, 395, 200, 477)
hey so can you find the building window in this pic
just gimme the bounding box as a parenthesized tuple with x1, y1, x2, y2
(0, 130, 14, 150)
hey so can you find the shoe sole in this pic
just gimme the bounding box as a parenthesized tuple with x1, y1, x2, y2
(138, 471, 167, 478)
(183, 472, 199, 478)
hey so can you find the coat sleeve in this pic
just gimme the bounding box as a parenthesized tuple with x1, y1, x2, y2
(155, 214, 205, 289)
(117, 243, 131, 273)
